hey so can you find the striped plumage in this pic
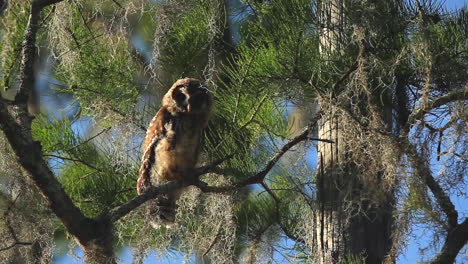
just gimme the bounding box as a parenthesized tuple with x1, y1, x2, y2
(137, 78, 212, 226)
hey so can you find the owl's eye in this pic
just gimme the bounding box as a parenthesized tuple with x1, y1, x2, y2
(174, 92, 186, 103)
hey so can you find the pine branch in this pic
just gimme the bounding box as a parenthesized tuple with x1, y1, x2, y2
(431, 218, 468, 264)
(105, 127, 312, 223)
(406, 88, 468, 130)
(105, 155, 233, 222)
(196, 127, 311, 193)
(397, 138, 458, 229)
(0, 0, 101, 249)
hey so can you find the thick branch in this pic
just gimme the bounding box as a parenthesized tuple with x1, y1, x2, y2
(105, 180, 191, 223)
(15, 0, 64, 104)
(397, 138, 458, 229)
(106, 129, 311, 222)
(105, 155, 231, 222)
(431, 218, 468, 264)
(407, 88, 468, 128)
(0, 100, 96, 244)
(0, 0, 98, 247)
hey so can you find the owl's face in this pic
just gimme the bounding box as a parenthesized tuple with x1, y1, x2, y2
(162, 78, 212, 115)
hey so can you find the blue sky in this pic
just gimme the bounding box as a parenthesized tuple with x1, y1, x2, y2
(446, 0, 466, 10)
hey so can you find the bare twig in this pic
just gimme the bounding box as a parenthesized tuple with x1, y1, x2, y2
(66, 127, 111, 152)
(308, 137, 334, 143)
(44, 154, 101, 171)
(111, 0, 123, 9)
(438, 152, 467, 162)
(202, 223, 222, 257)
(214, 94, 268, 150)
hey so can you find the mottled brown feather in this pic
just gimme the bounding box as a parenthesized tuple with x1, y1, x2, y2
(136, 78, 212, 225)
(137, 107, 169, 194)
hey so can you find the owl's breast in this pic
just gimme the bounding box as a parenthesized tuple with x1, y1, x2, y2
(152, 115, 205, 182)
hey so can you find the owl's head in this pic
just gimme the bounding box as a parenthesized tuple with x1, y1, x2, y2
(162, 78, 212, 115)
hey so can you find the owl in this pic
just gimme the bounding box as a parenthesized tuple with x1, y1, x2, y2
(137, 78, 212, 226)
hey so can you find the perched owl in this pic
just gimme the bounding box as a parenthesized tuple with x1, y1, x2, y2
(137, 78, 212, 226)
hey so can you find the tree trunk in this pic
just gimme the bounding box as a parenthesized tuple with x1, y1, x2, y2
(314, 0, 394, 263)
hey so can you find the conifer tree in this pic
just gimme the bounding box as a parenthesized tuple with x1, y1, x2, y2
(0, 0, 466, 263)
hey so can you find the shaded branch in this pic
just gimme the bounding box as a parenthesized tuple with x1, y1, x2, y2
(35, 0, 64, 8)
(106, 127, 311, 222)
(260, 182, 305, 244)
(0, 0, 98, 247)
(407, 88, 468, 129)
(332, 61, 358, 91)
(431, 218, 468, 264)
(14, 0, 64, 105)
(105, 155, 233, 222)
(397, 138, 458, 229)
(0, 96, 96, 246)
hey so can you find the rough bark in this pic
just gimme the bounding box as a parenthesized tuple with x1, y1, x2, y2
(432, 218, 468, 264)
(314, 0, 394, 263)
(0, 1, 116, 263)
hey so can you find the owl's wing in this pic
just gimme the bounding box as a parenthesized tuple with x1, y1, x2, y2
(137, 107, 170, 195)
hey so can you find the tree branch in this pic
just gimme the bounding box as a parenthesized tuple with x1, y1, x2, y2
(44, 154, 102, 171)
(0, 0, 99, 247)
(260, 182, 306, 244)
(0, 99, 96, 246)
(14, 0, 64, 105)
(397, 138, 459, 229)
(105, 155, 232, 222)
(196, 127, 311, 193)
(407, 88, 468, 129)
(431, 218, 468, 264)
(105, 128, 311, 222)
(105, 179, 190, 223)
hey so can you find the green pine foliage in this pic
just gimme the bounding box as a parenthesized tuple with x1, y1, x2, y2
(0, 1, 29, 91)
(32, 116, 136, 218)
(50, 3, 141, 120)
(1, 0, 466, 262)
